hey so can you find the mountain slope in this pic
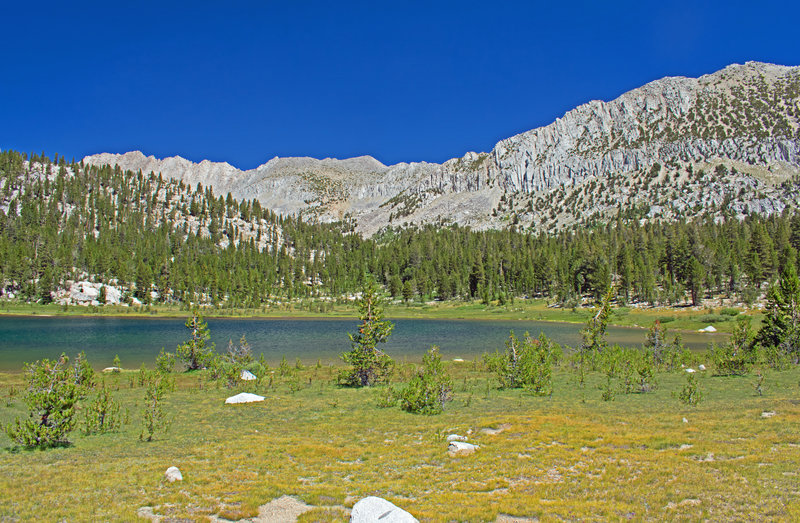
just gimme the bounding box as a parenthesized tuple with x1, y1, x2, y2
(84, 61, 800, 235)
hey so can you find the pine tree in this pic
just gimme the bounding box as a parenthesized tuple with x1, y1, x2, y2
(340, 276, 394, 387)
(757, 255, 800, 362)
(5, 354, 87, 448)
(176, 311, 215, 370)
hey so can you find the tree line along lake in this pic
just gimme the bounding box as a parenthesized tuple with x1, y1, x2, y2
(0, 316, 725, 372)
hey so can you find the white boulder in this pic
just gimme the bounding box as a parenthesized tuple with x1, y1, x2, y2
(698, 325, 717, 333)
(240, 370, 257, 381)
(64, 281, 123, 305)
(446, 434, 467, 442)
(164, 466, 182, 482)
(685, 368, 696, 373)
(350, 496, 418, 523)
(448, 441, 479, 456)
(225, 393, 265, 404)
(698, 364, 706, 371)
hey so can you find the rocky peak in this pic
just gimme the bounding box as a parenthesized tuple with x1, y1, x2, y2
(83, 62, 800, 235)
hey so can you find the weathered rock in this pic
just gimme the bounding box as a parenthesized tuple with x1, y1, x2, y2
(225, 392, 265, 404)
(350, 496, 418, 523)
(82, 62, 800, 237)
(761, 411, 776, 418)
(59, 281, 123, 306)
(698, 325, 717, 333)
(164, 466, 182, 482)
(685, 368, 696, 373)
(102, 366, 122, 373)
(480, 423, 511, 435)
(240, 369, 257, 381)
(446, 434, 467, 442)
(253, 495, 313, 522)
(698, 364, 706, 371)
(448, 441, 480, 456)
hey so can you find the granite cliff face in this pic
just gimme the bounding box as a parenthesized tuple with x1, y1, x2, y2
(84, 62, 800, 235)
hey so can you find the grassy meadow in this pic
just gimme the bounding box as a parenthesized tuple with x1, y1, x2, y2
(1, 356, 799, 521)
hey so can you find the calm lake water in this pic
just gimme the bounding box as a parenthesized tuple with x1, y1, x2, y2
(0, 316, 723, 371)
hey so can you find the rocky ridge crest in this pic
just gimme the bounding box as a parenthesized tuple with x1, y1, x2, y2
(83, 62, 800, 235)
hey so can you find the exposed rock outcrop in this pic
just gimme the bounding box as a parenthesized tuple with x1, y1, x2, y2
(83, 62, 800, 235)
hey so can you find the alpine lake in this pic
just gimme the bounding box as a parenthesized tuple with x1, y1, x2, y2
(0, 315, 722, 371)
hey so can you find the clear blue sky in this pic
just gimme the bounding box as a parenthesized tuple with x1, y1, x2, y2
(2, 1, 798, 169)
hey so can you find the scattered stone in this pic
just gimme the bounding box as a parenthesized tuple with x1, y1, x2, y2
(698, 325, 717, 333)
(448, 441, 480, 456)
(679, 444, 693, 450)
(102, 366, 122, 373)
(452, 358, 465, 362)
(351, 496, 418, 523)
(446, 434, 467, 442)
(665, 498, 701, 510)
(164, 466, 182, 482)
(137, 506, 161, 522)
(240, 369, 257, 381)
(761, 411, 776, 418)
(480, 423, 511, 435)
(684, 368, 696, 373)
(225, 392, 265, 404)
(254, 495, 313, 522)
(495, 515, 538, 522)
(698, 364, 706, 371)
(682, 417, 688, 423)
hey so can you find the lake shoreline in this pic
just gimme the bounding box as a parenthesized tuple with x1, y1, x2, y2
(0, 315, 726, 373)
(0, 299, 754, 334)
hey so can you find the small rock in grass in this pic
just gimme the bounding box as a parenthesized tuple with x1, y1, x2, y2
(240, 369, 257, 381)
(480, 423, 511, 435)
(761, 411, 776, 418)
(225, 392, 265, 404)
(446, 434, 467, 442)
(448, 441, 480, 456)
(137, 506, 159, 521)
(351, 496, 418, 523)
(698, 364, 706, 371)
(165, 466, 182, 482)
(682, 418, 688, 423)
(103, 366, 121, 373)
(452, 358, 465, 362)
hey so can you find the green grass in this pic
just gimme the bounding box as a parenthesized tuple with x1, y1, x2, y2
(1, 360, 799, 521)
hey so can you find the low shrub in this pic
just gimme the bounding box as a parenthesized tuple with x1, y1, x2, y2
(698, 314, 729, 324)
(399, 346, 452, 415)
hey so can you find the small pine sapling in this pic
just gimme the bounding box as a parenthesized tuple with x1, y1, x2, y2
(340, 276, 395, 387)
(5, 354, 88, 448)
(140, 375, 171, 441)
(677, 372, 703, 406)
(83, 385, 121, 435)
(399, 346, 453, 415)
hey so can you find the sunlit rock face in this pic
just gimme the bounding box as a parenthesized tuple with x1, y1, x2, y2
(84, 62, 800, 235)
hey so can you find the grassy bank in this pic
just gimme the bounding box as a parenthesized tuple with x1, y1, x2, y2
(0, 299, 760, 333)
(1, 359, 798, 521)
